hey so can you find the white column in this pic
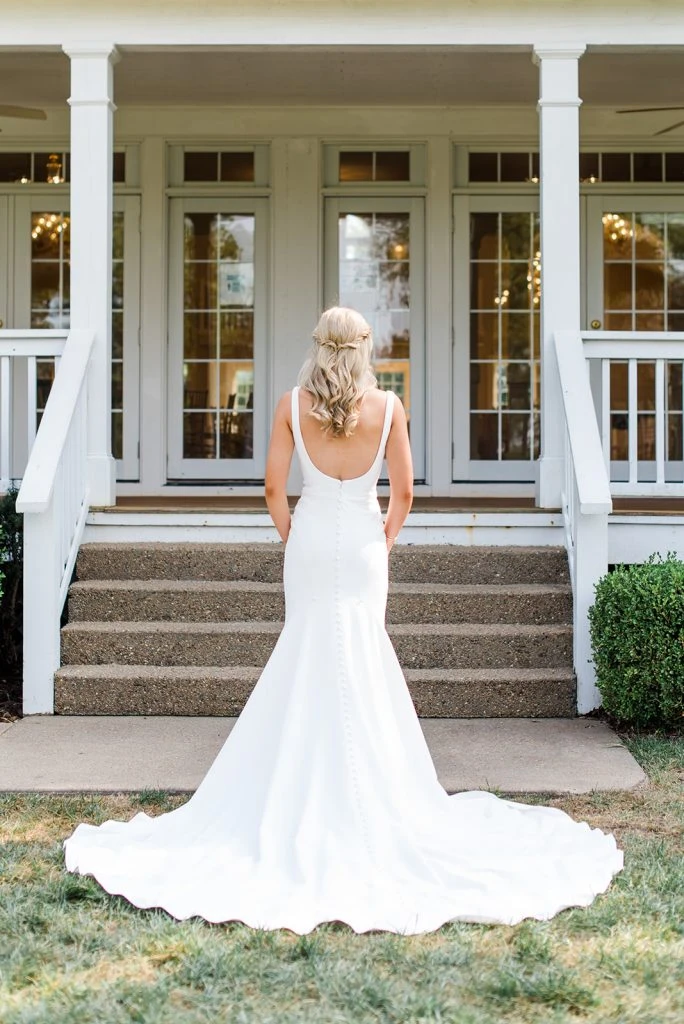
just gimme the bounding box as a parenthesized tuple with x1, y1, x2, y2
(532, 44, 586, 508)
(62, 43, 120, 506)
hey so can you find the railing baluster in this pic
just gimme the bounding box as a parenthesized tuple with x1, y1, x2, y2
(655, 358, 665, 486)
(628, 358, 638, 485)
(26, 355, 38, 452)
(0, 354, 12, 487)
(601, 358, 611, 474)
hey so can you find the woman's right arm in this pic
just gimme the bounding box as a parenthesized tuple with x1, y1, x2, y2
(383, 394, 413, 552)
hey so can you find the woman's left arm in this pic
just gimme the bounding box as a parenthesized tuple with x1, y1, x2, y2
(264, 392, 295, 544)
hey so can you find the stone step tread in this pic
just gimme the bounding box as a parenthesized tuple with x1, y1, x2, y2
(55, 664, 575, 682)
(78, 542, 567, 553)
(69, 579, 571, 595)
(61, 620, 572, 636)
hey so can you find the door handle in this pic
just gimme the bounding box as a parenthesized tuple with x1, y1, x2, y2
(590, 319, 601, 329)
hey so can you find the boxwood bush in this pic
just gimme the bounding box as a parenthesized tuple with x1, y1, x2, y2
(588, 552, 684, 728)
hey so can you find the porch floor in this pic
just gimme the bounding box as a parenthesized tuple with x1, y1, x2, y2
(0, 716, 646, 795)
(100, 496, 684, 515)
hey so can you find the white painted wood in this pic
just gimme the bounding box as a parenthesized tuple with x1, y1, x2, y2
(1, 2, 684, 48)
(166, 196, 269, 480)
(533, 45, 585, 508)
(583, 331, 684, 493)
(269, 137, 321, 496)
(554, 330, 612, 515)
(627, 358, 637, 486)
(17, 328, 94, 715)
(609, 516, 684, 564)
(21, 499, 60, 714)
(655, 358, 665, 486)
(138, 135, 167, 493)
(62, 43, 119, 506)
(115, 194, 142, 481)
(425, 136, 452, 494)
(0, 355, 11, 489)
(573, 505, 607, 713)
(16, 329, 93, 512)
(82, 509, 565, 546)
(554, 328, 611, 713)
(453, 193, 541, 483)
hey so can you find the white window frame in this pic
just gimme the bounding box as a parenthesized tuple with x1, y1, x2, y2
(12, 191, 141, 481)
(166, 195, 269, 481)
(323, 195, 426, 482)
(453, 192, 540, 483)
(586, 192, 684, 484)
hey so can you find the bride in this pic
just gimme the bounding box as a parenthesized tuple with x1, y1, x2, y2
(63, 305, 624, 935)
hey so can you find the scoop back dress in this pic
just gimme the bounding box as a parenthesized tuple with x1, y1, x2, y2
(62, 385, 624, 935)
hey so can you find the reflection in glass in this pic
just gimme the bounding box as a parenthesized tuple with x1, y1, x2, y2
(469, 211, 540, 460)
(337, 212, 412, 424)
(182, 213, 256, 459)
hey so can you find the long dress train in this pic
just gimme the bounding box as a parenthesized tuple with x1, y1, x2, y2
(62, 386, 624, 935)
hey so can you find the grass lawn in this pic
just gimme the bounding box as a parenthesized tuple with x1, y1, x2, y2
(1, 734, 682, 1024)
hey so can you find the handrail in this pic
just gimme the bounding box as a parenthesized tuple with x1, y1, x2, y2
(554, 330, 612, 516)
(16, 330, 94, 514)
(10, 327, 96, 714)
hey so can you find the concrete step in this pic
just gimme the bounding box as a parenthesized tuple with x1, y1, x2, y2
(54, 664, 577, 718)
(75, 543, 570, 586)
(67, 579, 572, 626)
(60, 620, 573, 671)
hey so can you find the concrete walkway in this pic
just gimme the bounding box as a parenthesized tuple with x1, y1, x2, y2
(0, 716, 646, 794)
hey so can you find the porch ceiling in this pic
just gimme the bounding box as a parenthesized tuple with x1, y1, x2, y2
(1, 47, 684, 109)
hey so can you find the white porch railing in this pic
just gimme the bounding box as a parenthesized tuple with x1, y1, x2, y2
(7, 329, 95, 714)
(582, 331, 684, 495)
(0, 330, 67, 489)
(555, 329, 684, 714)
(554, 330, 613, 713)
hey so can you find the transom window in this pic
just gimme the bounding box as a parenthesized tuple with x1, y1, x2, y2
(168, 146, 270, 187)
(323, 145, 425, 187)
(467, 149, 684, 184)
(0, 150, 126, 184)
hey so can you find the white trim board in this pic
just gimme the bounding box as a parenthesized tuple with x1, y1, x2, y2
(83, 509, 564, 544)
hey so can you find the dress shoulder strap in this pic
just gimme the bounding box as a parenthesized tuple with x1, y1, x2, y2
(374, 389, 395, 470)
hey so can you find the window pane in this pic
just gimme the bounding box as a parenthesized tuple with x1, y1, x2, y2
(602, 152, 631, 181)
(500, 152, 529, 182)
(469, 152, 497, 182)
(0, 152, 31, 182)
(339, 152, 373, 182)
(337, 210, 414, 430)
(220, 152, 255, 182)
(375, 151, 410, 181)
(633, 153, 662, 182)
(184, 152, 219, 181)
(182, 211, 256, 460)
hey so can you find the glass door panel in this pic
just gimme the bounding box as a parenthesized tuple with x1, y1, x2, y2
(586, 195, 684, 482)
(453, 195, 540, 482)
(324, 197, 425, 481)
(167, 199, 267, 479)
(13, 194, 140, 480)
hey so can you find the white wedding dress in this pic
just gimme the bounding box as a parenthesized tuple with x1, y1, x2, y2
(63, 386, 624, 935)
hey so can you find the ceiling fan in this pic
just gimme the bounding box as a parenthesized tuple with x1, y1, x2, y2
(0, 105, 47, 128)
(616, 106, 684, 136)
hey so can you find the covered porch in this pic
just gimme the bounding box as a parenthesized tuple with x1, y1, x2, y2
(1, 31, 684, 715)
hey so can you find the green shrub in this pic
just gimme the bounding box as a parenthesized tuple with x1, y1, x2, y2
(588, 552, 684, 728)
(0, 484, 23, 674)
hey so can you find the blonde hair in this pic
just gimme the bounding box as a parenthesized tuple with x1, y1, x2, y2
(296, 306, 378, 437)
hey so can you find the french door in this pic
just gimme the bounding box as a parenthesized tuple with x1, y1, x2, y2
(585, 194, 684, 482)
(323, 197, 426, 482)
(453, 194, 541, 483)
(167, 197, 268, 480)
(9, 192, 141, 480)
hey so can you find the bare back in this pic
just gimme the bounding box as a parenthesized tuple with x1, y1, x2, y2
(295, 386, 391, 482)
